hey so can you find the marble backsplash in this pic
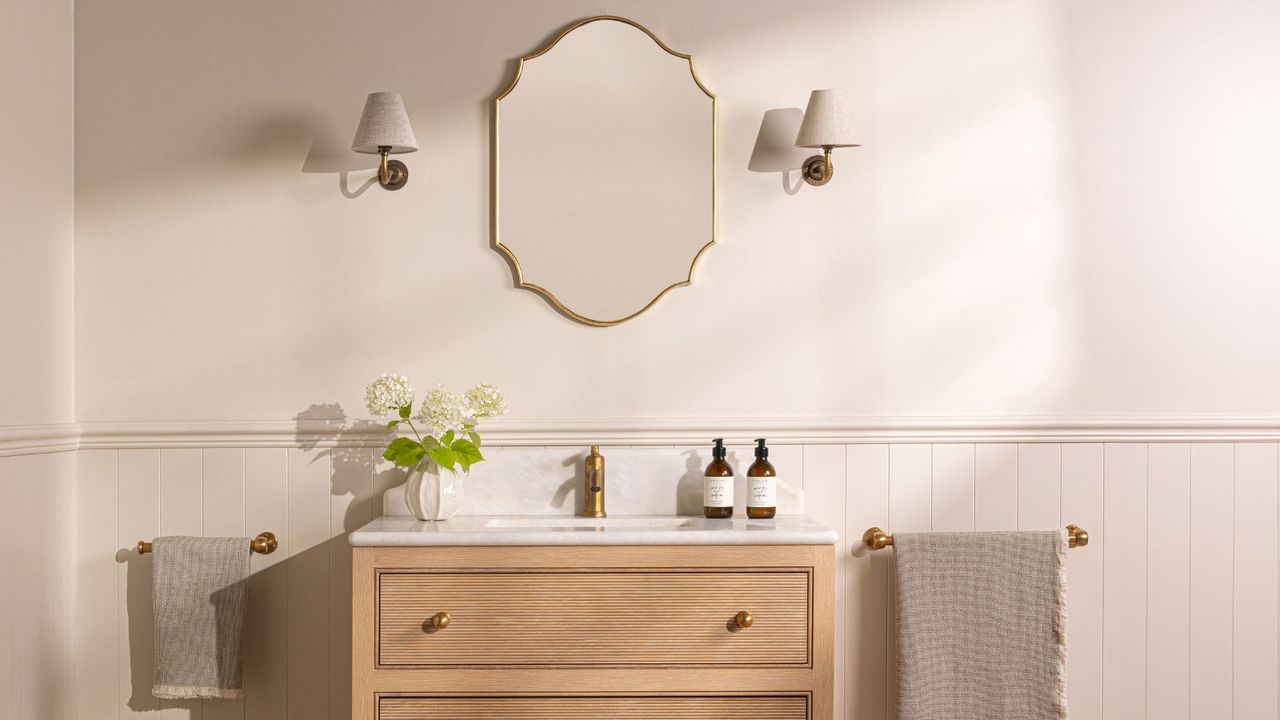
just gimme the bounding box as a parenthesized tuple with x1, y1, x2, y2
(383, 444, 806, 517)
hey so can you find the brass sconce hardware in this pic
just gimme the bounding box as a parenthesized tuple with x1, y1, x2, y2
(136, 531, 279, 555)
(801, 147, 836, 187)
(351, 92, 419, 191)
(795, 89, 860, 187)
(429, 612, 451, 630)
(861, 525, 1089, 551)
(734, 611, 754, 629)
(376, 146, 409, 191)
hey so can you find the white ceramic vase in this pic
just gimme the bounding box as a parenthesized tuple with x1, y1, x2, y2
(404, 461, 464, 521)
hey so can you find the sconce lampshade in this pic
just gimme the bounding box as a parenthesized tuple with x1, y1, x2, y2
(351, 92, 419, 154)
(795, 89, 860, 148)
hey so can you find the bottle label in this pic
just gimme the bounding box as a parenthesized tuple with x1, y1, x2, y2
(704, 476, 733, 507)
(748, 476, 777, 507)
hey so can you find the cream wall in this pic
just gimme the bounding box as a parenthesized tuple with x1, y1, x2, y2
(73, 0, 1280, 425)
(3, 0, 75, 424)
(55, 1, 1280, 719)
(0, 0, 77, 718)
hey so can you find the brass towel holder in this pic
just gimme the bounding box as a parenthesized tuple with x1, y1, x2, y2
(862, 524, 1089, 551)
(136, 531, 279, 556)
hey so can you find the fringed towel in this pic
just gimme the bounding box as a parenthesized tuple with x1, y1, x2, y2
(151, 536, 250, 700)
(894, 530, 1067, 720)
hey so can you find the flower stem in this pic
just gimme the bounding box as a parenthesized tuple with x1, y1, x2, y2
(401, 419, 425, 445)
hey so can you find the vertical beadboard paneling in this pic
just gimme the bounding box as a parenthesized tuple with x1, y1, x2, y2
(76, 449, 120, 720)
(331, 447, 380, 720)
(889, 445, 932, 533)
(1146, 443, 1190, 720)
(1232, 443, 1279, 719)
(160, 449, 203, 536)
(846, 445, 889, 720)
(975, 444, 1018, 530)
(243, 449, 287, 720)
(203, 448, 246, 720)
(1189, 443, 1234, 719)
(66, 437, 1280, 720)
(1017, 443, 1061, 530)
(0, 453, 75, 720)
(1102, 444, 1147, 720)
(930, 444, 974, 531)
(1061, 443, 1104, 720)
(203, 449, 246, 537)
(287, 448, 332, 720)
(802, 444, 846, 720)
(887, 444, 931, 720)
(117, 449, 163, 714)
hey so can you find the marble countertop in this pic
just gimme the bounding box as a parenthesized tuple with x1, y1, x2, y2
(348, 514, 839, 547)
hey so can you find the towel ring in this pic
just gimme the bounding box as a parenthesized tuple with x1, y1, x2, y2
(860, 524, 1088, 552)
(136, 531, 279, 555)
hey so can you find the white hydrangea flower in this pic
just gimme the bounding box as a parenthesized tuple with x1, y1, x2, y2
(417, 385, 471, 437)
(364, 373, 415, 418)
(466, 383, 507, 419)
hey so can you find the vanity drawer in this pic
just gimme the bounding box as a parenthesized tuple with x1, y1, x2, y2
(379, 695, 809, 719)
(377, 569, 810, 667)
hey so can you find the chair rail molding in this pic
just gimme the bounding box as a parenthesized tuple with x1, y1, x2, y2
(74, 416, 1280, 449)
(0, 422, 81, 457)
(4, 417, 1280, 456)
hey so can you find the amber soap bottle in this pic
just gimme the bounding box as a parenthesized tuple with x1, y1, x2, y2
(703, 438, 734, 518)
(746, 438, 777, 519)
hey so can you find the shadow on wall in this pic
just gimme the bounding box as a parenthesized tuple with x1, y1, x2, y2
(116, 538, 347, 718)
(294, 402, 407, 530)
(300, 119, 381, 198)
(748, 107, 809, 195)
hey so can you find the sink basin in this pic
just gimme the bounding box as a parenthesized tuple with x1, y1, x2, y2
(349, 514, 839, 547)
(483, 516, 696, 530)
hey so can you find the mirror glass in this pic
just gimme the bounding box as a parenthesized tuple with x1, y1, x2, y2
(494, 17, 716, 326)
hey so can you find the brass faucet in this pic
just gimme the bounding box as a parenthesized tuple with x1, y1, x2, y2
(583, 446, 606, 518)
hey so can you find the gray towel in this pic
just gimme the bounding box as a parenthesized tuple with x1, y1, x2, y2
(151, 536, 250, 700)
(894, 530, 1067, 720)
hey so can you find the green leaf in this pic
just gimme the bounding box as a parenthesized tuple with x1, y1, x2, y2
(450, 438, 484, 472)
(383, 437, 425, 467)
(421, 435, 441, 450)
(386, 419, 400, 429)
(426, 446, 459, 471)
(398, 405, 412, 420)
(466, 430, 482, 448)
(440, 430, 455, 446)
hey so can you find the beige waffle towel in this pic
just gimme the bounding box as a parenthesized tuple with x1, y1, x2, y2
(151, 536, 250, 700)
(894, 530, 1067, 720)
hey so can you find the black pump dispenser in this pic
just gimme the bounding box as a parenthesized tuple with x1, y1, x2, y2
(754, 438, 769, 459)
(712, 438, 727, 460)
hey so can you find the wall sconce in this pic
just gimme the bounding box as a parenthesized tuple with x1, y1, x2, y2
(795, 89, 860, 187)
(351, 92, 419, 191)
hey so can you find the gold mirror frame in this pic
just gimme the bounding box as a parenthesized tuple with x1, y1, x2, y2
(492, 16, 718, 327)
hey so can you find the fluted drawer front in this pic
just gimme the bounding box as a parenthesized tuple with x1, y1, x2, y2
(379, 695, 809, 719)
(378, 570, 810, 667)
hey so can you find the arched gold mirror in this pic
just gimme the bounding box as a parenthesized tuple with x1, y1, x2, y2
(493, 16, 717, 326)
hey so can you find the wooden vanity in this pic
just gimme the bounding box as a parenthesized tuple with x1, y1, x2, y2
(351, 516, 836, 719)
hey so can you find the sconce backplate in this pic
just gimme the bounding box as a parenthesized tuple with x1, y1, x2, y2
(382, 159, 409, 191)
(801, 154, 832, 186)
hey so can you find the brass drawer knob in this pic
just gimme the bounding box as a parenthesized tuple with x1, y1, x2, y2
(430, 612, 451, 630)
(734, 611, 754, 629)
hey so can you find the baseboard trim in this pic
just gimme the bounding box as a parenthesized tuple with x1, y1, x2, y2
(3, 417, 1279, 456)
